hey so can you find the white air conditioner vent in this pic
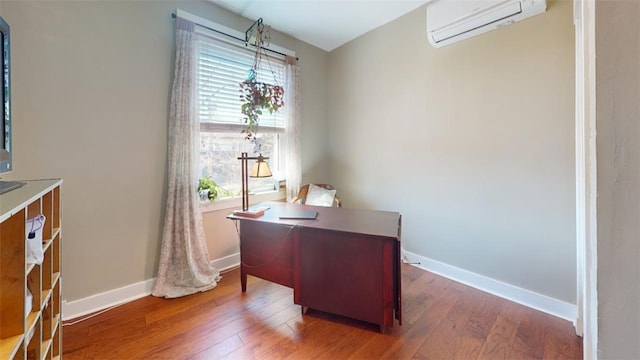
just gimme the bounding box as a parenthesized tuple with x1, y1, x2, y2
(426, 0, 546, 47)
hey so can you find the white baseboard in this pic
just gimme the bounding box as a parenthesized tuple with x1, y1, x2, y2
(62, 278, 155, 321)
(62, 253, 240, 321)
(212, 252, 241, 273)
(402, 249, 577, 322)
(63, 250, 576, 324)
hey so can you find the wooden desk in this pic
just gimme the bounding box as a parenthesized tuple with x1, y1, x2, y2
(228, 202, 402, 332)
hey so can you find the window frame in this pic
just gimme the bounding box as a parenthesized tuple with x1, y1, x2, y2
(194, 26, 288, 201)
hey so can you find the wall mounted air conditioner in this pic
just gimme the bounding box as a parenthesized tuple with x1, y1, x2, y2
(426, 0, 546, 48)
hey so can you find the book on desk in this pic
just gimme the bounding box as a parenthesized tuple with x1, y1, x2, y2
(232, 205, 270, 218)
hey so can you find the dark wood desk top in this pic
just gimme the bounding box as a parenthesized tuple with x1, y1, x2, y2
(228, 202, 401, 240)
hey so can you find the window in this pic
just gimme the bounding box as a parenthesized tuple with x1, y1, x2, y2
(195, 31, 286, 198)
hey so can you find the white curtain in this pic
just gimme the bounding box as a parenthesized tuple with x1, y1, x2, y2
(285, 57, 302, 201)
(152, 17, 221, 298)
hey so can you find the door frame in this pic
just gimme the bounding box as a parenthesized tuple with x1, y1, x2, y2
(573, 0, 597, 359)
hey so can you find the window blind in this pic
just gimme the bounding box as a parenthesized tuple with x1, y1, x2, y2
(196, 33, 286, 133)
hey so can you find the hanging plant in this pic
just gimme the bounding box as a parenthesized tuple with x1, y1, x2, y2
(239, 80, 284, 141)
(239, 18, 285, 142)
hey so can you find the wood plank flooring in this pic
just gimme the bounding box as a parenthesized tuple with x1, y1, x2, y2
(62, 264, 582, 359)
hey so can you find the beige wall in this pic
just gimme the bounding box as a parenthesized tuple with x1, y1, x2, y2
(4, 0, 639, 354)
(595, 0, 640, 358)
(0, 0, 329, 301)
(327, 0, 576, 302)
(2, 0, 579, 313)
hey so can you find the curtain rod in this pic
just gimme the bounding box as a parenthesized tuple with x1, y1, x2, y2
(170, 12, 299, 61)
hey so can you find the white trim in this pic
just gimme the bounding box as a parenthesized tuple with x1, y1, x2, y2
(175, 9, 296, 57)
(576, 1, 598, 358)
(200, 189, 285, 213)
(402, 249, 577, 322)
(62, 255, 241, 321)
(582, 0, 598, 357)
(62, 247, 578, 324)
(211, 252, 241, 273)
(62, 278, 155, 321)
(573, 0, 586, 337)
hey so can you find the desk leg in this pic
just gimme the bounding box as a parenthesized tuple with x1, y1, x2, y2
(241, 265, 247, 292)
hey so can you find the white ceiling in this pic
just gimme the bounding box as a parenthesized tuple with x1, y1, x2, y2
(208, 0, 431, 52)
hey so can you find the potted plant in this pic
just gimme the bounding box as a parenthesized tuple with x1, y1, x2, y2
(197, 177, 219, 202)
(198, 177, 234, 202)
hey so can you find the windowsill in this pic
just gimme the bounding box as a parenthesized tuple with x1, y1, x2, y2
(200, 189, 286, 213)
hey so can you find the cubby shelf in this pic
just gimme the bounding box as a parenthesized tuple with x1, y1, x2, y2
(0, 335, 22, 359)
(0, 179, 63, 360)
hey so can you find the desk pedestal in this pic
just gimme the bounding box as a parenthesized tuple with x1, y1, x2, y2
(293, 228, 399, 332)
(239, 221, 294, 291)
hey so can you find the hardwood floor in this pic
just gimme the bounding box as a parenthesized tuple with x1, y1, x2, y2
(63, 264, 582, 359)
